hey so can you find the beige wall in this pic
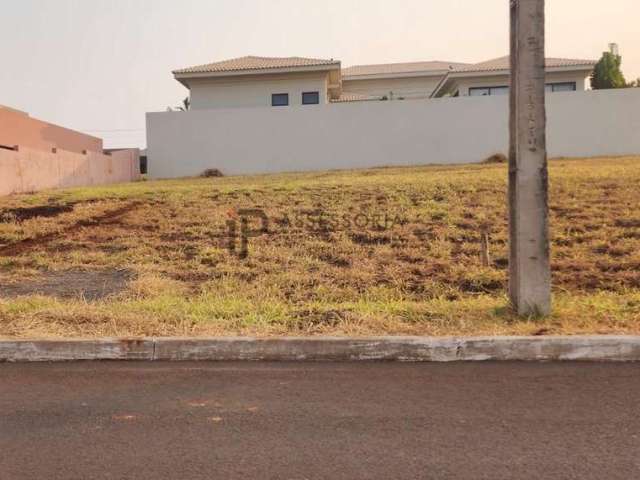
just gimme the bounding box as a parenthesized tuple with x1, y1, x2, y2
(454, 70, 591, 96)
(147, 88, 640, 178)
(0, 106, 102, 154)
(188, 72, 330, 110)
(0, 146, 139, 197)
(342, 75, 442, 99)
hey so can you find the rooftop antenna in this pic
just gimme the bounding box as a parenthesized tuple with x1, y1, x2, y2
(609, 43, 619, 56)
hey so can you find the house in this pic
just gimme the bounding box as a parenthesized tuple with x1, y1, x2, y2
(341, 61, 469, 101)
(430, 56, 597, 98)
(147, 51, 639, 180)
(173, 56, 342, 109)
(171, 55, 596, 109)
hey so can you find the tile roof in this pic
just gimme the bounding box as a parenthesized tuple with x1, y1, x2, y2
(455, 56, 596, 73)
(173, 56, 340, 75)
(342, 61, 469, 77)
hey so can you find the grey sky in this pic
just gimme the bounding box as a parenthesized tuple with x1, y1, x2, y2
(1, 0, 638, 148)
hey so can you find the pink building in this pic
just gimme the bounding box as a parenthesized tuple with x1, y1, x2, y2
(0, 105, 139, 196)
(0, 105, 102, 154)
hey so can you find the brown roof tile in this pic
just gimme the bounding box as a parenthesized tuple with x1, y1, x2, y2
(455, 55, 596, 73)
(173, 56, 340, 75)
(342, 61, 469, 77)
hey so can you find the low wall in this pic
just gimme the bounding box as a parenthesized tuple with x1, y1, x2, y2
(146, 89, 640, 178)
(0, 107, 102, 154)
(0, 147, 139, 196)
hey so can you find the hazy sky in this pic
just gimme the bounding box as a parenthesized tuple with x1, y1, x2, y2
(1, 0, 638, 148)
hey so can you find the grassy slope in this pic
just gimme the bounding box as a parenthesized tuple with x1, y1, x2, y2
(0, 156, 639, 338)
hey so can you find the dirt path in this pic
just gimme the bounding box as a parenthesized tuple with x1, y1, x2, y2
(0, 202, 141, 257)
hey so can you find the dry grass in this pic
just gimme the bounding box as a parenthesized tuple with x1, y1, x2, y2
(1, 156, 639, 338)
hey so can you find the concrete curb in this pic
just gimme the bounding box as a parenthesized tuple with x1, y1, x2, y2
(1, 336, 640, 363)
(0, 338, 154, 362)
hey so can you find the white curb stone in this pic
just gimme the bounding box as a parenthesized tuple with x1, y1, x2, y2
(152, 337, 462, 362)
(0, 338, 154, 362)
(1, 336, 639, 363)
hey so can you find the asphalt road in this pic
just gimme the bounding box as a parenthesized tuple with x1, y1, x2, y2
(1, 362, 639, 480)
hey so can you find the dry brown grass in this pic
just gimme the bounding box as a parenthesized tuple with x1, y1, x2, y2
(0, 156, 639, 338)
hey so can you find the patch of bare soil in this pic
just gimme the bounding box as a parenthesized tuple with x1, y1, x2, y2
(0, 205, 74, 223)
(0, 269, 135, 301)
(0, 202, 141, 257)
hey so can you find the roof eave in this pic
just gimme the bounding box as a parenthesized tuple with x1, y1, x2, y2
(546, 64, 597, 73)
(173, 63, 341, 81)
(450, 63, 596, 77)
(342, 70, 453, 82)
(174, 77, 190, 88)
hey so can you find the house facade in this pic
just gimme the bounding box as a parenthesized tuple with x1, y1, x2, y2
(171, 54, 596, 109)
(341, 61, 468, 100)
(0, 105, 102, 154)
(0, 105, 139, 196)
(144, 52, 640, 180)
(173, 57, 342, 110)
(430, 56, 596, 98)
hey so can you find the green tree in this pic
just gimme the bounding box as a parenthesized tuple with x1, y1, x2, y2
(590, 52, 627, 89)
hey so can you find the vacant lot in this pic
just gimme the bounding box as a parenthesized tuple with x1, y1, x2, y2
(1, 156, 639, 338)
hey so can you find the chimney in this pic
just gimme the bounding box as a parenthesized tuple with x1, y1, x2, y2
(609, 43, 619, 56)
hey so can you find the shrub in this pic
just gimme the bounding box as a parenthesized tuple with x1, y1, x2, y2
(482, 153, 508, 164)
(201, 168, 224, 178)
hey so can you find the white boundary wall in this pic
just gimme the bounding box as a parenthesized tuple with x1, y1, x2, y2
(0, 147, 139, 196)
(147, 89, 640, 178)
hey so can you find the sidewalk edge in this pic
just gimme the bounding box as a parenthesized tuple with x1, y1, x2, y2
(1, 336, 639, 362)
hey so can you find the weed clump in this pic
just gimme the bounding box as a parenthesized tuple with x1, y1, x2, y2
(201, 168, 224, 178)
(482, 153, 508, 164)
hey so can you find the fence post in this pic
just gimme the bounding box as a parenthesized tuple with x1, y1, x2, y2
(508, 0, 551, 316)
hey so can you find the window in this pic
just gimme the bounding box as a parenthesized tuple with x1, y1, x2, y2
(545, 82, 577, 93)
(469, 87, 490, 96)
(302, 91, 320, 105)
(490, 86, 510, 96)
(271, 93, 289, 107)
(468, 82, 578, 97)
(469, 86, 509, 96)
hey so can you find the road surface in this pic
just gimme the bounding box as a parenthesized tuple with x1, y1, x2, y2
(1, 361, 639, 479)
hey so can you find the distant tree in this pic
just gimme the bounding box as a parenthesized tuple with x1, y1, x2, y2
(177, 97, 191, 111)
(167, 97, 191, 112)
(628, 78, 640, 88)
(590, 51, 627, 89)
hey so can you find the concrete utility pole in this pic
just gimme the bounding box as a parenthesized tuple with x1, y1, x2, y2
(508, 0, 551, 316)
